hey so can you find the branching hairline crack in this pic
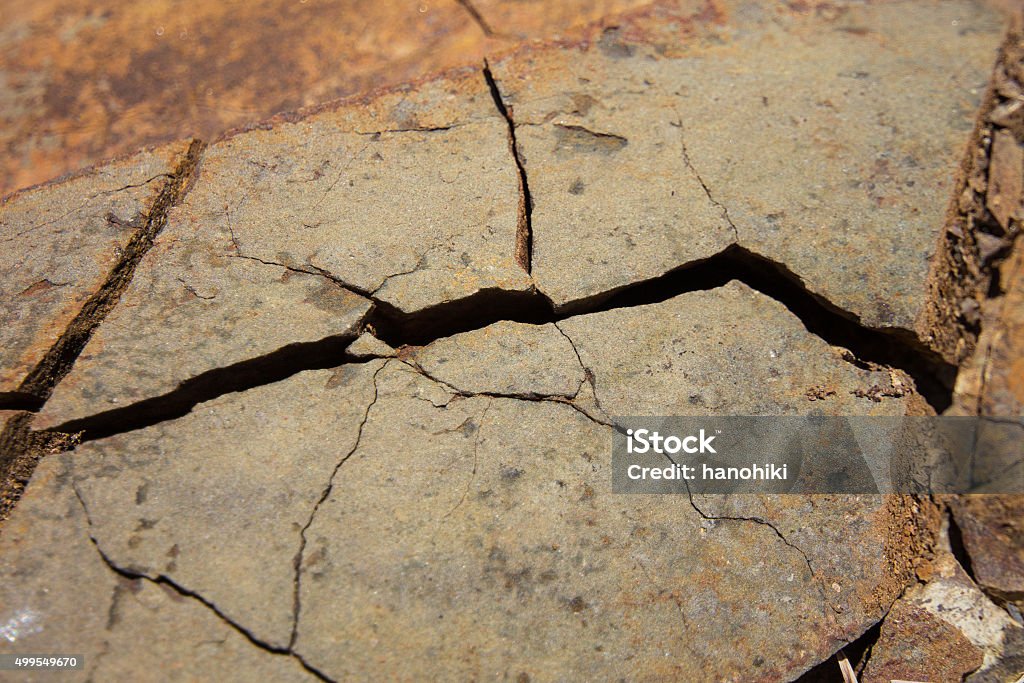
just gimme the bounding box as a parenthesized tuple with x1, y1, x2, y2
(290, 361, 386, 650)
(677, 472, 840, 618)
(673, 114, 739, 242)
(71, 484, 336, 682)
(396, 358, 616, 430)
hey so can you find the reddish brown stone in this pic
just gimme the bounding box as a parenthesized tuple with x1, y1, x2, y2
(0, 0, 650, 196)
(862, 599, 984, 683)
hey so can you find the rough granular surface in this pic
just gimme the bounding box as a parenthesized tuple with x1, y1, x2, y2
(0, 1, 1021, 681)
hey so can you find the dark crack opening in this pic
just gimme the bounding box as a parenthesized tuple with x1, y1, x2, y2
(482, 61, 534, 274)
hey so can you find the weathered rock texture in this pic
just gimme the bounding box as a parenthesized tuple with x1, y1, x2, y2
(861, 536, 1024, 683)
(0, 0, 652, 195)
(0, 0, 1020, 681)
(0, 141, 190, 405)
(490, 0, 1004, 343)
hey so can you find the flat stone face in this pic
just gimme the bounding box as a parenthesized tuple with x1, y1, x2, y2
(513, 104, 733, 309)
(189, 75, 531, 315)
(411, 320, 585, 397)
(58, 362, 383, 650)
(0, 142, 188, 398)
(493, 0, 1005, 333)
(35, 194, 372, 430)
(0, 456, 315, 682)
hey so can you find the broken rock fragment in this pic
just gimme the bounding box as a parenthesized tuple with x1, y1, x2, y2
(0, 141, 191, 404)
(862, 548, 1024, 683)
(345, 330, 397, 359)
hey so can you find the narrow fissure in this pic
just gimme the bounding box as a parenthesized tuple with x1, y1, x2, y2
(793, 618, 884, 682)
(456, 0, 496, 37)
(946, 506, 979, 586)
(39, 243, 958, 443)
(73, 486, 335, 682)
(1, 139, 206, 411)
(482, 61, 534, 273)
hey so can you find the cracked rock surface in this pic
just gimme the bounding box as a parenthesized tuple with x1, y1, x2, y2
(0, 456, 317, 682)
(5, 282, 936, 681)
(491, 0, 1003, 335)
(0, 141, 190, 403)
(0, 0, 1020, 681)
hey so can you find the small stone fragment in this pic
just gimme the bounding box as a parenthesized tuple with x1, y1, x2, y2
(861, 596, 985, 682)
(863, 549, 1024, 683)
(346, 331, 397, 359)
(949, 496, 1024, 608)
(987, 129, 1024, 231)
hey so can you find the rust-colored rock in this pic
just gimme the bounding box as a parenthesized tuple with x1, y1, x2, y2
(0, 0, 650, 196)
(861, 598, 985, 683)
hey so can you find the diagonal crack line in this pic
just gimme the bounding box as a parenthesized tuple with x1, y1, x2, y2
(674, 117, 739, 242)
(397, 359, 618, 430)
(15, 139, 207, 407)
(71, 484, 335, 682)
(290, 361, 386, 650)
(552, 322, 591, 399)
(551, 322, 613, 423)
(456, 0, 496, 37)
(482, 60, 533, 274)
(227, 253, 373, 300)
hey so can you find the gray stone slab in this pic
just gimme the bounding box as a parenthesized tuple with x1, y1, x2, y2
(0, 142, 190, 397)
(0, 455, 315, 682)
(493, 0, 1004, 339)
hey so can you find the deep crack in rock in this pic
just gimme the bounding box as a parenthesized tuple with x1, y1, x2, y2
(483, 61, 534, 273)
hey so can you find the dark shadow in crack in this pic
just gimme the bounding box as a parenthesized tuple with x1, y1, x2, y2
(48, 245, 957, 443)
(53, 333, 359, 442)
(370, 244, 956, 411)
(793, 617, 883, 682)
